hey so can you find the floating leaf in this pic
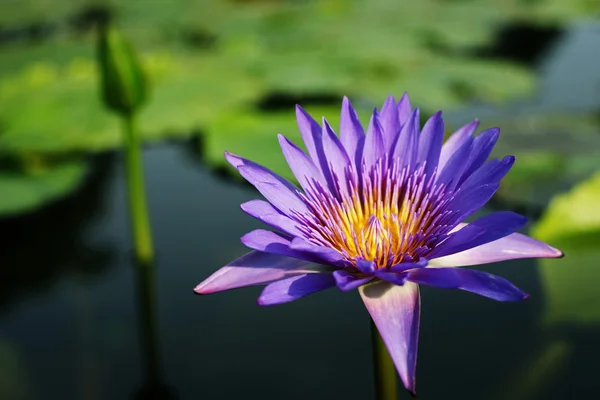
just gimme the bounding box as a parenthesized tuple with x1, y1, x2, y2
(531, 170, 600, 242)
(0, 159, 88, 217)
(531, 171, 600, 326)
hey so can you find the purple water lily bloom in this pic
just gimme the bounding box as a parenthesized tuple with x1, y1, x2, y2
(194, 94, 563, 395)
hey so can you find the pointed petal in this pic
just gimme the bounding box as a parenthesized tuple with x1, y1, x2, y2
(360, 281, 420, 395)
(429, 229, 563, 267)
(295, 105, 324, 166)
(457, 127, 500, 186)
(340, 96, 365, 168)
(448, 183, 500, 222)
(363, 112, 386, 169)
(194, 251, 312, 294)
(333, 270, 373, 291)
(417, 111, 444, 179)
(257, 272, 336, 305)
(289, 237, 347, 266)
(322, 118, 352, 197)
(277, 134, 325, 191)
(240, 200, 302, 237)
(397, 92, 412, 127)
(379, 95, 400, 151)
(460, 155, 515, 190)
(435, 135, 474, 190)
(405, 267, 529, 302)
(429, 212, 528, 259)
(296, 105, 338, 193)
(438, 119, 479, 170)
(392, 108, 419, 168)
(225, 152, 308, 217)
(241, 229, 342, 266)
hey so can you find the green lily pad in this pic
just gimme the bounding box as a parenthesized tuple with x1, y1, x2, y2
(531, 170, 600, 243)
(0, 52, 262, 154)
(488, 112, 600, 207)
(0, 159, 87, 217)
(531, 171, 600, 326)
(203, 105, 371, 180)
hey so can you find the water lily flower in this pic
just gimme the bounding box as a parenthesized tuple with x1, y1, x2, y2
(194, 94, 563, 394)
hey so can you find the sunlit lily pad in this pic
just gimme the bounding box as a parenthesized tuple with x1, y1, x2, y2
(0, 53, 262, 154)
(531, 171, 600, 326)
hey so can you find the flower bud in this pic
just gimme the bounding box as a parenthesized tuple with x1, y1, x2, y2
(97, 25, 148, 115)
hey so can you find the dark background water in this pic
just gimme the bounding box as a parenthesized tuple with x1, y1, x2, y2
(2, 3, 600, 400)
(0, 141, 598, 400)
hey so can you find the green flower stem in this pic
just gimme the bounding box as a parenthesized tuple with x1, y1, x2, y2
(122, 112, 154, 264)
(371, 319, 399, 400)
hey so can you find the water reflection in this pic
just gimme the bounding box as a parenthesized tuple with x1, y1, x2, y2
(0, 153, 115, 310)
(132, 260, 176, 400)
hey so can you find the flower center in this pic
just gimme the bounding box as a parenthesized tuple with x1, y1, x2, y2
(297, 157, 457, 269)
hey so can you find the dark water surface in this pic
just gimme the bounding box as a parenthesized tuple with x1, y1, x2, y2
(0, 143, 597, 400)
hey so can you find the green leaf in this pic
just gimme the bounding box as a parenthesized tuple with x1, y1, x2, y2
(0, 160, 88, 217)
(531, 170, 600, 242)
(530, 171, 600, 326)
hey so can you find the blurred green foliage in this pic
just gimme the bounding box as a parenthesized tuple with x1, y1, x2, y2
(532, 171, 600, 326)
(0, 0, 598, 215)
(490, 113, 600, 208)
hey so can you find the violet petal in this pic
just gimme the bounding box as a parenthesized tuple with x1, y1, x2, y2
(429, 226, 563, 267)
(333, 270, 373, 291)
(257, 272, 336, 306)
(240, 199, 302, 237)
(429, 212, 528, 259)
(405, 267, 529, 302)
(359, 281, 420, 395)
(194, 251, 313, 294)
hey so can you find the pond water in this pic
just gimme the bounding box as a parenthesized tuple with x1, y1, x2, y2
(1, 21, 600, 400)
(0, 142, 597, 400)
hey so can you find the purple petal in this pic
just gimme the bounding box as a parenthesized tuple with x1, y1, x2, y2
(356, 259, 376, 274)
(448, 183, 500, 222)
(277, 134, 325, 190)
(429, 212, 528, 259)
(379, 95, 400, 151)
(417, 111, 444, 179)
(333, 270, 373, 291)
(322, 118, 352, 197)
(405, 267, 529, 302)
(363, 112, 385, 169)
(390, 260, 428, 272)
(241, 229, 339, 266)
(374, 270, 408, 285)
(225, 152, 309, 217)
(257, 272, 336, 306)
(296, 105, 337, 193)
(289, 237, 347, 266)
(392, 107, 419, 168)
(295, 105, 324, 166)
(397, 92, 412, 127)
(438, 119, 479, 170)
(340, 96, 365, 168)
(360, 281, 420, 395)
(429, 227, 563, 267)
(460, 155, 515, 190)
(240, 200, 302, 237)
(457, 127, 500, 186)
(194, 251, 312, 294)
(435, 135, 474, 190)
